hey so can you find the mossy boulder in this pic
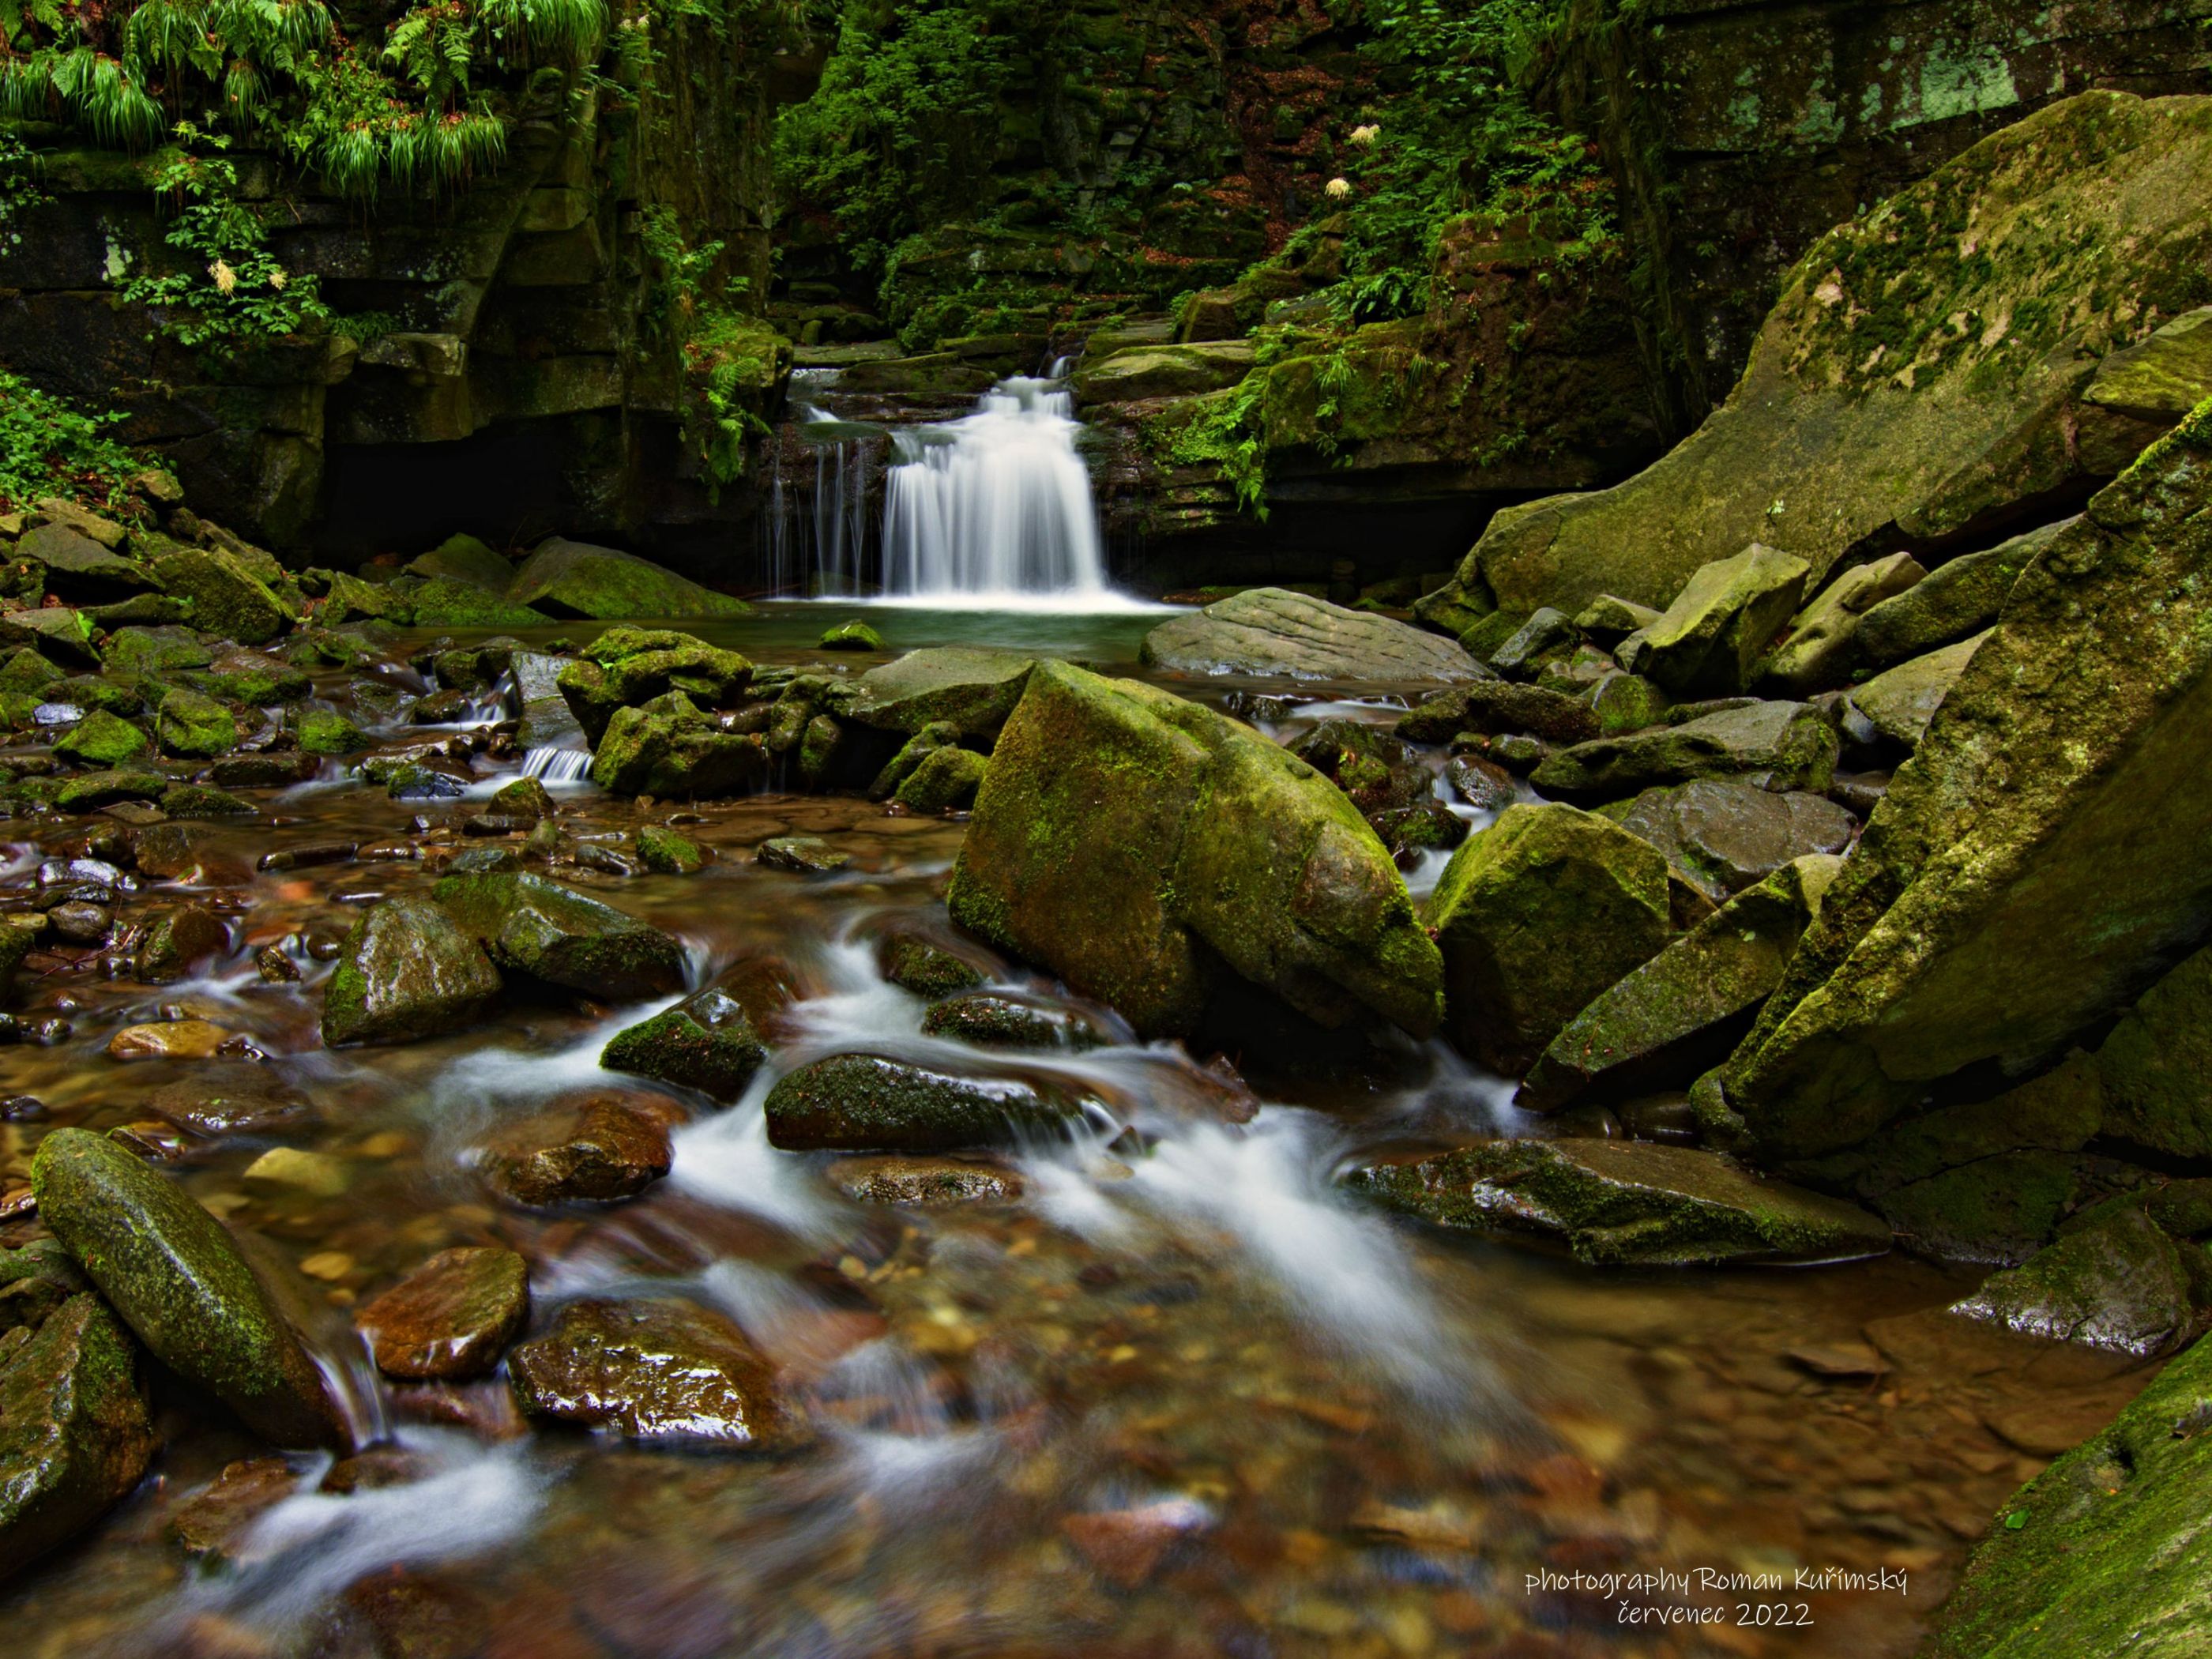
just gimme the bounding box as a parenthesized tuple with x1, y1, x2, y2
(920, 993, 1104, 1051)
(1425, 802, 1672, 1074)
(55, 769, 167, 812)
(1844, 632, 1988, 748)
(294, 709, 366, 755)
(1518, 855, 1841, 1112)
(145, 543, 295, 645)
(322, 896, 503, 1047)
(1609, 777, 1855, 904)
(1142, 588, 1481, 687)
(431, 871, 686, 999)
(1529, 699, 1838, 801)
(30, 1129, 340, 1447)
(1762, 551, 1926, 693)
(2098, 945, 2212, 1158)
(52, 709, 149, 768)
(1396, 682, 1597, 747)
(507, 539, 751, 621)
(881, 934, 986, 998)
(0, 1243, 156, 1582)
(1617, 545, 1810, 695)
(867, 721, 960, 801)
(405, 532, 513, 591)
(1717, 406, 2212, 1162)
(1948, 1205, 2208, 1357)
(558, 627, 754, 743)
(947, 661, 1443, 1038)
(1341, 1139, 1891, 1266)
(133, 902, 228, 983)
(893, 745, 987, 812)
(763, 1053, 1090, 1152)
(635, 825, 705, 875)
(1458, 92, 2212, 618)
(600, 988, 767, 1102)
(1856, 520, 2068, 668)
(100, 626, 210, 676)
(154, 687, 238, 759)
(844, 647, 1036, 738)
(590, 690, 770, 798)
(818, 619, 884, 652)
(402, 577, 553, 630)
(1070, 340, 1256, 401)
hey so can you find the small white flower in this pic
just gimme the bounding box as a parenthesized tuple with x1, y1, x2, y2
(1349, 124, 1380, 146)
(209, 258, 237, 295)
(269, 268, 288, 291)
(1324, 177, 1352, 200)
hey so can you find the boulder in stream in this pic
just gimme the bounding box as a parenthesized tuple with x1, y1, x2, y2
(1616, 544, 1809, 695)
(1947, 1205, 2208, 1358)
(1140, 587, 1482, 686)
(589, 690, 770, 798)
(1530, 698, 1838, 801)
(600, 987, 769, 1101)
(764, 1052, 1093, 1152)
(508, 1298, 796, 1447)
(843, 647, 1036, 738)
(507, 538, 751, 620)
(322, 896, 503, 1047)
(30, 1129, 341, 1446)
(431, 871, 687, 999)
(356, 1246, 529, 1381)
(480, 1092, 677, 1206)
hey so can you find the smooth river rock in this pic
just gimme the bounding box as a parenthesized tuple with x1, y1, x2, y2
(322, 896, 502, 1047)
(1141, 588, 1482, 686)
(508, 1298, 796, 1447)
(356, 1247, 530, 1381)
(764, 1053, 1092, 1153)
(431, 871, 687, 999)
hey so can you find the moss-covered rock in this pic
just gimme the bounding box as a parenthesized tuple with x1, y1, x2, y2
(843, 647, 1036, 738)
(405, 532, 513, 592)
(881, 934, 986, 998)
(145, 543, 295, 645)
(763, 1052, 1089, 1152)
(431, 871, 686, 999)
(1529, 699, 1838, 801)
(635, 825, 705, 875)
(1458, 92, 2212, 618)
(1425, 802, 1672, 1073)
(30, 1129, 340, 1447)
(1718, 404, 2212, 1161)
(919, 993, 1104, 1051)
(818, 619, 884, 652)
(489, 776, 554, 819)
(1396, 682, 1597, 747)
(756, 834, 850, 874)
(1948, 1205, 2207, 1357)
(0, 1244, 156, 1583)
(133, 902, 228, 984)
(507, 539, 751, 621)
(322, 896, 503, 1047)
(948, 661, 1442, 1038)
(1762, 551, 1926, 693)
(1142, 588, 1480, 686)
(54, 769, 167, 812)
(294, 708, 366, 755)
(100, 626, 209, 676)
(1856, 521, 2069, 668)
(589, 690, 769, 798)
(2099, 945, 2212, 1158)
(558, 628, 754, 743)
(1341, 1138, 1891, 1266)
(893, 744, 987, 812)
(1070, 340, 1255, 401)
(867, 721, 960, 801)
(53, 709, 149, 768)
(402, 577, 551, 630)
(1617, 545, 1809, 695)
(600, 988, 767, 1101)
(154, 687, 238, 759)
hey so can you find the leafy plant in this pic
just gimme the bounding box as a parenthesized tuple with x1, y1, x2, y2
(0, 371, 160, 514)
(119, 151, 335, 348)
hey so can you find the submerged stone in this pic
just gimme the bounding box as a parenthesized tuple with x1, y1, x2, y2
(756, 835, 850, 874)
(826, 1156, 1025, 1207)
(481, 1093, 675, 1206)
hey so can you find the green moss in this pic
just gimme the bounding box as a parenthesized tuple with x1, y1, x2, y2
(52, 709, 149, 768)
(154, 686, 238, 759)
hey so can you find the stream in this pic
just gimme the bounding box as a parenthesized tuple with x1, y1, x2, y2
(0, 604, 2158, 1659)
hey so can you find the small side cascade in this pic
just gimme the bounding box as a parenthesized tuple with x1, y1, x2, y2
(761, 370, 882, 597)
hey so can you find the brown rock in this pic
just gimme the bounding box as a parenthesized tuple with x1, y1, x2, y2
(165, 1457, 300, 1560)
(506, 1298, 796, 1447)
(357, 1247, 530, 1382)
(481, 1093, 676, 1206)
(107, 1019, 235, 1061)
(824, 1156, 1025, 1207)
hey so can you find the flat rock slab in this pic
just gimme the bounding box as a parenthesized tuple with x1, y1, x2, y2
(1611, 777, 1854, 901)
(1343, 1138, 1892, 1266)
(1142, 588, 1482, 687)
(843, 648, 1036, 737)
(356, 1247, 530, 1381)
(764, 1053, 1090, 1153)
(1531, 698, 1838, 801)
(1847, 632, 1988, 747)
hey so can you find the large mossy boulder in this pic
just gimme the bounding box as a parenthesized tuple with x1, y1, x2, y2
(322, 896, 503, 1047)
(843, 647, 1036, 738)
(946, 661, 1443, 1038)
(1616, 544, 1809, 695)
(30, 1130, 340, 1447)
(1342, 1139, 1891, 1266)
(557, 626, 753, 744)
(1141, 587, 1482, 687)
(0, 1242, 156, 1582)
(507, 538, 751, 620)
(431, 871, 687, 999)
(1424, 803, 1671, 1074)
(1923, 1326, 2212, 1657)
(2097, 944, 2212, 1158)
(1529, 699, 1838, 802)
(145, 542, 295, 645)
(763, 1053, 1090, 1152)
(1715, 404, 2212, 1161)
(1947, 1204, 2209, 1357)
(1453, 92, 2212, 619)
(589, 690, 770, 798)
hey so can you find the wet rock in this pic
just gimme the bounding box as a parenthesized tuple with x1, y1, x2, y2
(382, 761, 468, 801)
(323, 897, 502, 1047)
(164, 1457, 299, 1562)
(407, 533, 512, 591)
(147, 1076, 310, 1136)
(1141, 588, 1480, 686)
(1530, 698, 1838, 801)
(53, 709, 149, 768)
(1442, 754, 1514, 812)
(1609, 777, 1855, 903)
(507, 538, 751, 620)
(949, 662, 1442, 1038)
(107, 1018, 235, 1060)
(893, 744, 987, 812)
(867, 720, 961, 801)
(132, 903, 228, 983)
(1845, 633, 1988, 748)
(160, 783, 255, 820)
(490, 777, 554, 819)
(763, 1053, 1092, 1152)
(47, 901, 109, 944)
(920, 993, 1105, 1050)
(1616, 545, 1810, 695)
(818, 619, 884, 651)
(55, 769, 168, 812)
(636, 825, 705, 874)
(1518, 855, 1842, 1112)
(1874, 1151, 2135, 1268)
(1369, 800, 1469, 859)
(154, 687, 238, 760)
(881, 935, 986, 998)
(590, 690, 769, 798)
(506, 1297, 792, 1446)
(557, 627, 754, 743)
(1427, 803, 1671, 1074)
(1288, 720, 1432, 818)
(600, 988, 769, 1102)
(1948, 1206, 2206, 1357)
(482, 1093, 675, 1206)
(1343, 1138, 1891, 1266)
(294, 709, 367, 755)
(30, 1128, 340, 1446)
(1762, 551, 1926, 693)
(1395, 681, 1598, 746)
(511, 651, 587, 752)
(1717, 411, 2212, 1162)
(431, 871, 686, 999)
(825, 1155, 1024, 1207)
(357, 1247, 530, 1381)
(0, 923, 35, 999)
(210, 751, 321, 786)
(843, 646, 1036, 737)
(756, 835, 849, 874)
(1856, 521, 2069, 668)
(0, 1243, 156, 1582)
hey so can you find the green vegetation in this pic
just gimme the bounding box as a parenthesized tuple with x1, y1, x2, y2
(120, 149, 333, 347)
(0, 371, 159, 514)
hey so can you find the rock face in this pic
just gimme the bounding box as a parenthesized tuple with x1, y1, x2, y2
(1617, 545, 1809, 694)
(431, 872, 687, 999)
(30, 1130, 339, 1447)
(763, 1054, 1090, 1152)
(1610, 779, 1855, 903)
(1530, 700, 1838, 801)
(1454, 92, 2212, 619)
(1425, 803, 1672, 1074)
(356, 1247, 529, 1381)
(947, 662, 1443, 1037)
(508, 1298, 794, 1447)
(1141, 589, 1481, 686)
(1948, 1206, 2208, 1358)
(1343, 1139, 1891, 1266)
(322, 897, 503, 1047)
(2097, 945, 2212, 1158)
(1519, 856, 1842, 1112)
(1717, 405, 2212, 1161)
(0, 1242, 156, 1582)
(1924, 1323, 2212, 1658)
(507, 539, 751, 619)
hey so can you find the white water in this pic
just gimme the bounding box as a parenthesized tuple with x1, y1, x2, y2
(880, 376, 1113, 604)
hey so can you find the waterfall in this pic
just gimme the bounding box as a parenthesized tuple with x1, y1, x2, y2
(880, 375, 1110, 601)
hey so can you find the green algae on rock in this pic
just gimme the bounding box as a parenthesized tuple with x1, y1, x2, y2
(764, 1052, 1093, 1153)
(154, 686, 239, 759)
(322, 896, 503, 1047)
(948, 661, 1442, 1039)
(507, 539, 752, 620)
(431, 871, 687, 999)
(1947, 1205, 2209, 1358)
(1342, 1138, 1891, 1267)
(843, 647, 1036, 738)
(1530, 699, 1840, 802)
(1616, 544, 1809, 696)
(601, 988, 768, 1102)
(2097, 944, 2212, 1158)
(893, 744, 987, 812)
(53, 709, 149, 768)
(30, 1129, 340, 1447)
(635, 825, 706, 875)
(589, 690, 769, 798)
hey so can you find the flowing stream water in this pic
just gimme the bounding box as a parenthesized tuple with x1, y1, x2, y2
(0, 610, 2164, 1658)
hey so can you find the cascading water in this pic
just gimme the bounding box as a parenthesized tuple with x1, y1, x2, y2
(879, 373, 1112, 603)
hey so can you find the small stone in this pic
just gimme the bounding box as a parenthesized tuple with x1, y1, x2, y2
(242, 1147, 350, 1198)
(165, 1458, 299, 1561)
(132, 903, 228, 983)
(636, 825, 705, 875)
(506, 1297, 795, 1446)
(824, 1155, 1025, 1207)
(764, 1052, 1092, 1153)
(600, 989, 768, 1102)
(481, 1093, 675, 1206)
(147, 1077, 309, 1136)
(356, 1247, 529, 1381)
(818, 619, 885, 652)
(881, 934, 986, 998)
(107, 1018, 234, 1060)
(920, 993, 1104, 1050)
